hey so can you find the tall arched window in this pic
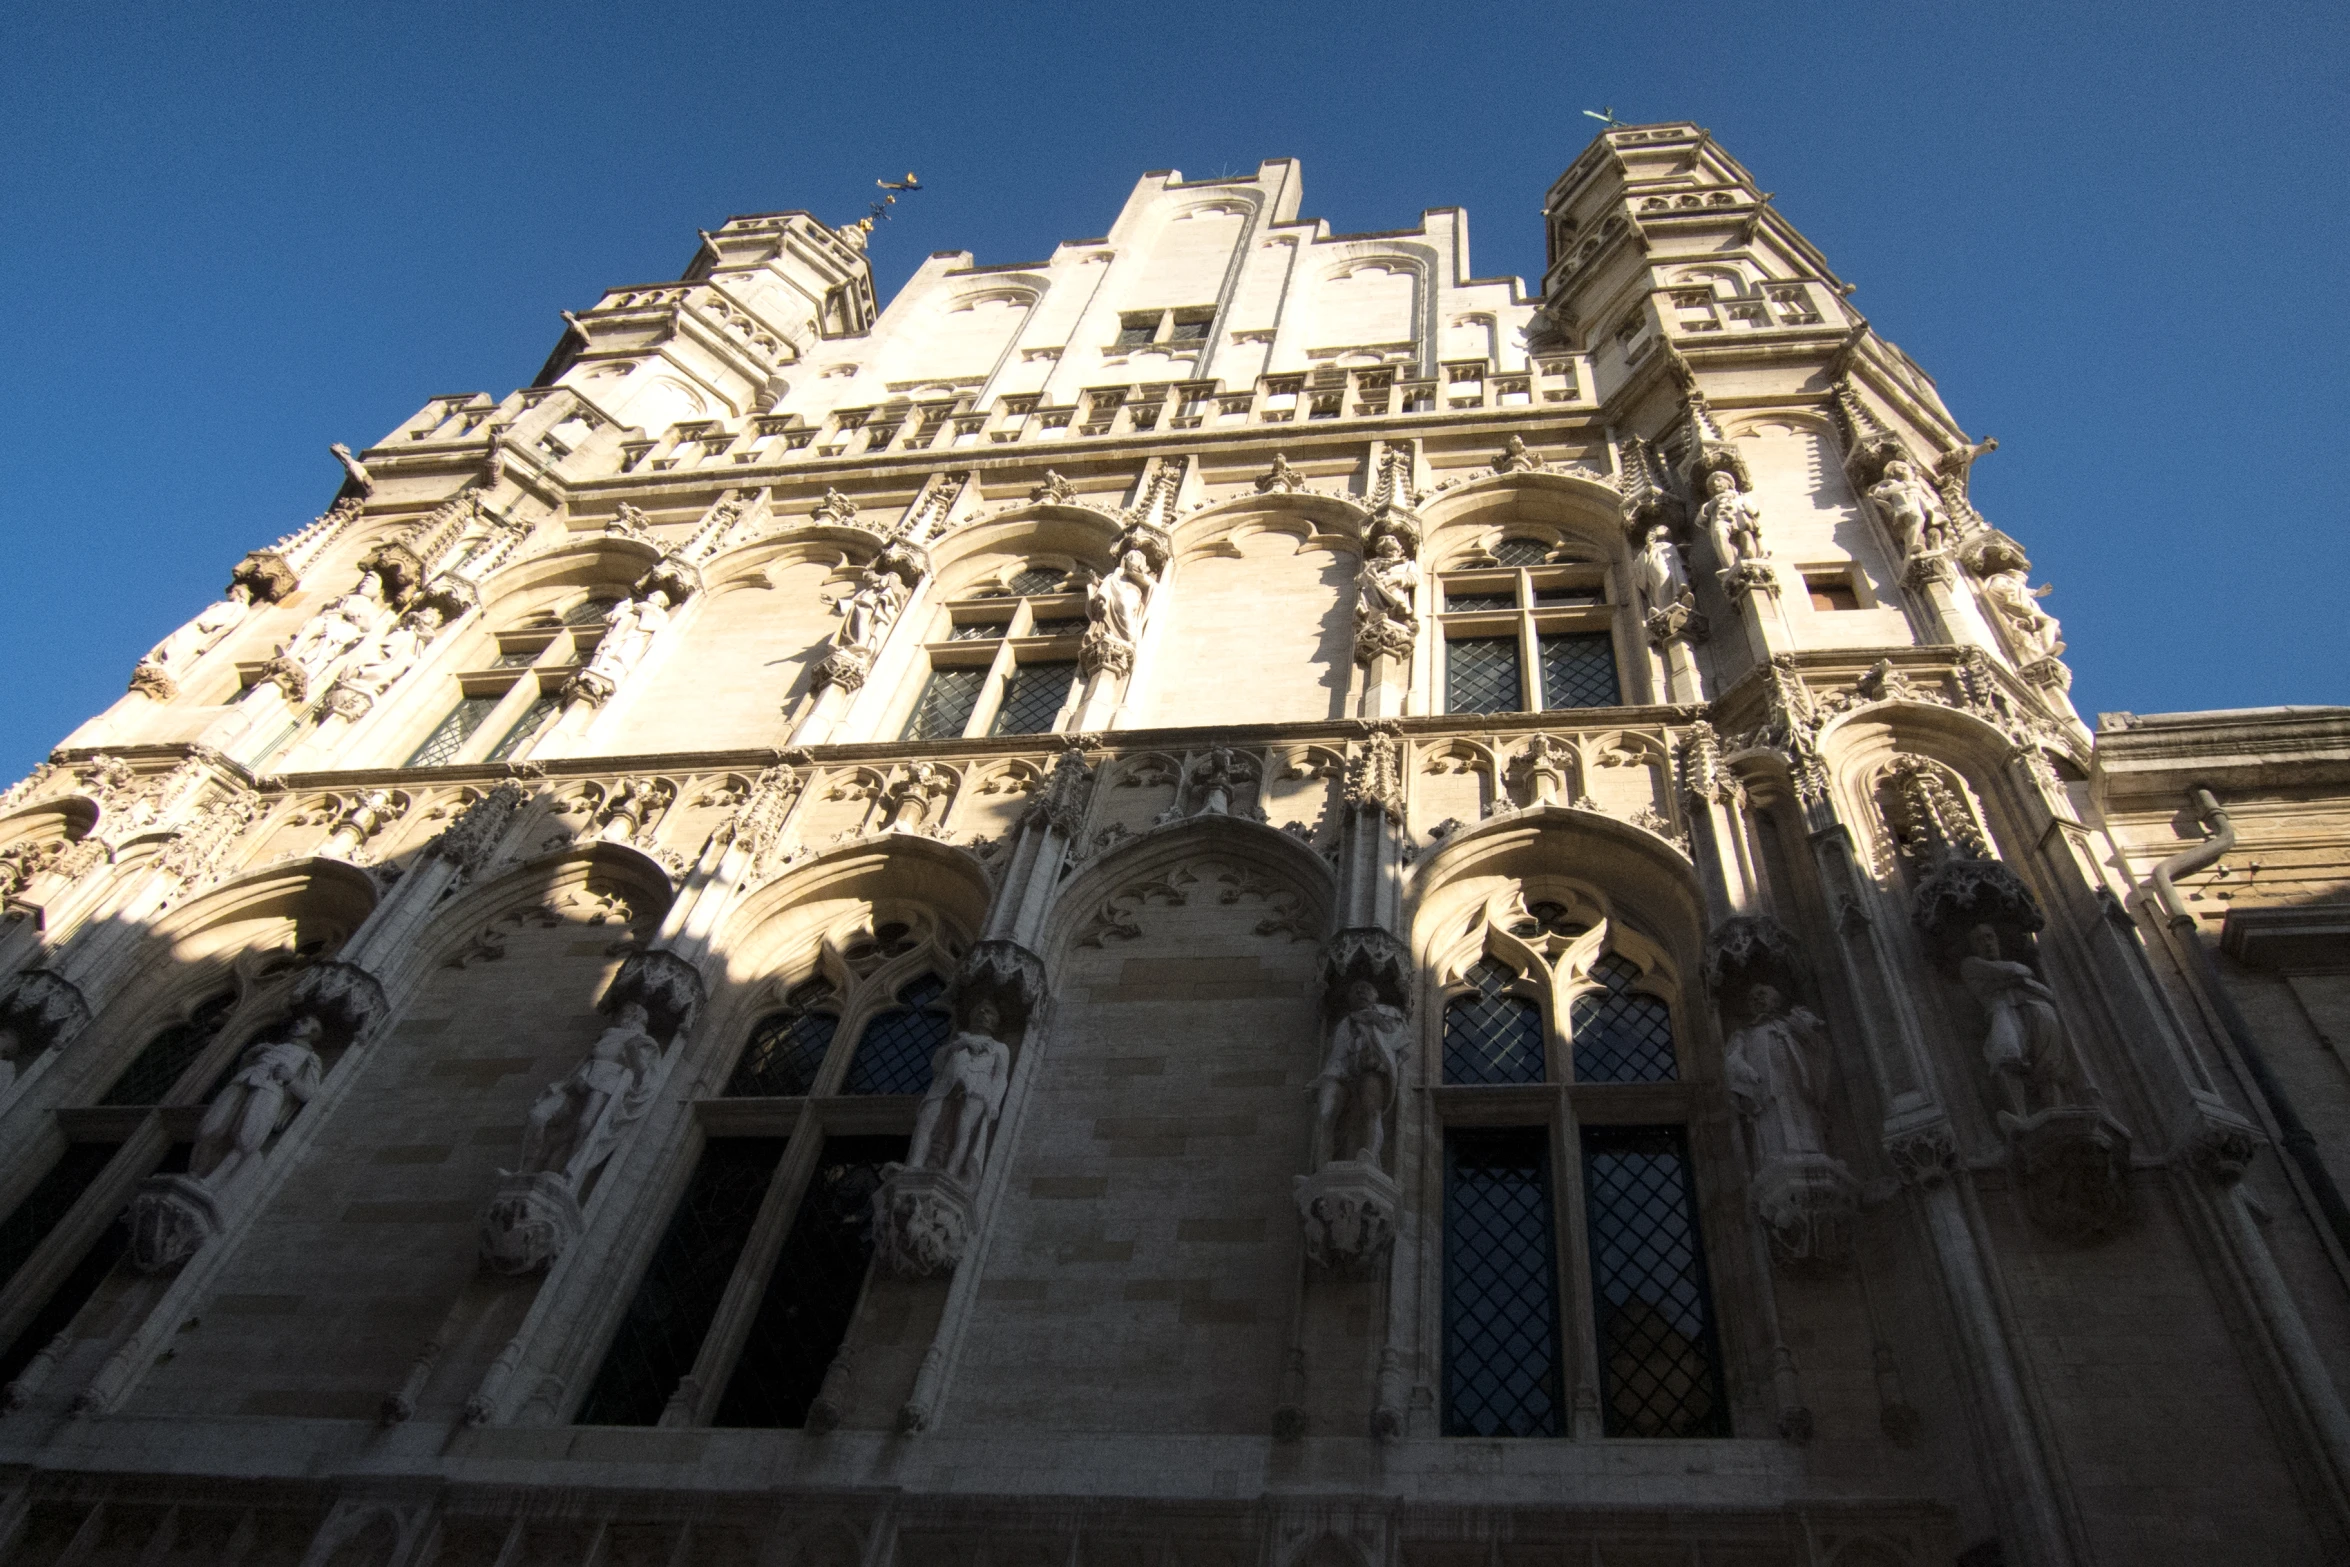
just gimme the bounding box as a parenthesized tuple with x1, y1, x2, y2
(99, 991, 236, 1107)
(1568, 953, 1678, 1083)
(724, 980, 840, 1098)
(844, 974, 950, 1095)
(1443, 958, 1543, 1084)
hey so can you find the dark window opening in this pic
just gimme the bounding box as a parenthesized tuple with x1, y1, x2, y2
(1443, 958, 1545, 1085)
(725, 983, 840, 1098)
(1006, 566, 1066, 596)
(1490, 538, 1551, 567)
(844, 975, 950, 1096)
(1806, 576, 1861, 613)
(1447, 637, 1522, 715)
(1539, 632, 1621, 710)
(903, 666, 986, 741)
(1116, 314, 1159, 347)
(100, 994, 235, 1107)
(575, 1138, 788, 1426)
(405, 694, 501, 768)
(1583, 1125, 1728, 1438)
(1444, 588, 1518, 613)
(1443, 1126, 1564, 1437)
(990, 661, 1077, 737)
(0, 1142, 120, 1298)
(485, 694, 561, 763)
(1569, 954, 1677, 1083)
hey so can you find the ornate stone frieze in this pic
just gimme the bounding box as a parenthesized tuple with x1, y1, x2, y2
(423, 780, 527, 877)
(1343, 723, 1406, 823)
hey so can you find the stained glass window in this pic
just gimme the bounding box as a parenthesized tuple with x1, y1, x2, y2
(713, 1136, 905, 1427)
(903, 666, 986, 741)
(405, 694, 501, 767)
(1447, 637, 1522, 715)
(575, 1138, 788, 1427)
(1443, 958, 1545, 1085)
(1442, 1127, 1564, 1437)
(1583, 1125, 1728, 1437)
(844, 975, 949, 1096)
(990, 662, 1076, 737)
(1540, 632, 1621, 710)
(726, 984, 839, 1098)
(99, 994, 235, 1107)
(1569, 954, 1677, 1083)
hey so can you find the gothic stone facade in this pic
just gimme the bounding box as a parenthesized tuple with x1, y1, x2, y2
(0, 124, 2342, 1567)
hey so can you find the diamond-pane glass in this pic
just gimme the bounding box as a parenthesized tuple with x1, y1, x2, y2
(725, 1001, 838, 1098)
(948, 620, 1006, 642)
(1442, 1127, 1564, 1437)
(1540, 632, 1621, 710)
(1569, 954, 1677, 1083)
(1030, 617, 1088, 637)
(0, 1142, 118, 1298)
(1443, 959, 1546, 1084)
(1447, 637, 1523, 715)
(576, 1138, 787, 1426)
(714, 1135, 905, 1427)
(1491, 538, 1551, 567)
(844, 975, 949, 1095)
(562, 599, 616, 626)
(1445, 589, 1518, 612)
(485, 694, 560, 762)
(100, 994, 234, 1107)
(0, 1150, 134, 1388)
(1008, 567, 1065, 595)
(1583, 1125, 1729, 1438)
(990, 661, 1076, 737)
(904, 666, 986, 740)
(405, 694, 500, 767)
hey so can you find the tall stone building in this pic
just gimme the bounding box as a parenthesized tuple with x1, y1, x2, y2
(0, 123, 2342, 1567)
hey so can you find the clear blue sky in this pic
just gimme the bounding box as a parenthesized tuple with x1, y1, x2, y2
(1, 2, 2341, 779)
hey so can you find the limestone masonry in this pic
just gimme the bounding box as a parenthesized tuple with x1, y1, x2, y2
(0, 123, 2343, 1567)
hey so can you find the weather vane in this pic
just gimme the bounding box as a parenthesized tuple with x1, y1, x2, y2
(847, 173, 923, 239)
(1582, 106, 1624, 128)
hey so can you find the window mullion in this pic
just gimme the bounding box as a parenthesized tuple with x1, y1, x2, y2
(679, 1104, 826, 1425)
(963, 643, 1018, 739)
(1518, 610, 1542, 712)
(1554, 1091, 1603, 1439)
(0, 1121, 167, 1363)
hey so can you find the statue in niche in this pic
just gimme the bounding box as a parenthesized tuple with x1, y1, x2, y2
(277, 571, 389, 681)
(832, 568, 906, 655)
(517, 1002, 661, 1183)
(1960, 923, 2080, 1118)
(1697, 470, 1766, 565)
(906, 999, 1012, 1185)
(191, 1016, 326, 1187)
(1631, 523, 1691, 613)
(1979, 566, 2063, 661)
(1864, 459, 1954, 558)
(134, 582, 255, 694)
(1087, 549, 1155, 649)
(333, 604, 446, 702)
(1724, 982, 1833, 1164)
(581, 589, 671, 688)
(1356, 534, 1420, 631)
(1311, 980, 1409, 1170)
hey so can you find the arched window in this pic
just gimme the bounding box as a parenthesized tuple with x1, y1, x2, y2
(1569, 953, 1677, 1083)
(844, 974, 951, 1095)
(723, 980, 840, 1098)
(903, 562, 1087, 741)
(1436, 540, 1622, 715)
(100, 992, 236, 1107)
(1443, 958, 1544, 1084)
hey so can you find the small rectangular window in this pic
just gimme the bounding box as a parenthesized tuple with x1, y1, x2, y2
(405, 694, 502, 767)
(947, 619, 1008, 642)
(1805, 574, 1861, 613)
(576, 1138, 788, 1426)
(1445, 587, 1517, 613)
(0, 1143, 120, 1300)
(1446, 637, 1523, 716)
(0, 1144, 135, 1388)
(485, 694, 561, 763)
(1539, 632, 1621, 710)
(1582, 1125, 1729, 1438)
(1443, 1126, 1564, 1437)
(1167, 312, 1213, 343)
(1116, 313, 1159, 347)
(991, 660, 1078, 737)
(903, 666, 986, 741)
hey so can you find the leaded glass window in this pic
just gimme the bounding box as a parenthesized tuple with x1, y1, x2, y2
(1539, 632, 1621, 710)
(726, 984, 839, 1098)
(1582, 1125, 1728, 1437)
(485, 693, 561, 763)
(844, 975, 949, 1095)
(948, 619, 1007, 641)
(1006, 566, 1065, 596)
(1490, 537, 1551, 567)
(1442, 1127, 1564, 1437)
(0, 1142, 119, 1297)
(713, 1135, 904, 1427)
(1445, 586, 1517, 612)
(990, 661, 1076, 737)
(1030, 616, 1087, 637)
(99, 994, 235, 1107)
(1447, 637, 1522, 715)
(562, 599, 616, 626)
(1443, 959, 1545, 1085)
(1569, 954, 1677, 1083)
(576, 1138, 788, 1426)
(405, 694, 501, 767)
(903, 666, 986, 741)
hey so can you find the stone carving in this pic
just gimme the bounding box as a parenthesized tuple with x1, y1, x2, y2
(1507, 734, 1575, 807)
(130, 1017, 324, 1271)
(323, 604, 447, 718)
(1019, 745, 1093, 839)
(1961, 921, 2080, 1119)
(605, 501, 655, 542)
(593, 775, 674, 843)
(1725, 982, 1856, 1268)
(267, 571, 390, 699)
(1343, 723, 1406, 822)
(1255, 453, 1306, 494)
(1185, 747, 1256, 819)
(566, 589, 672, 707)
(1294, 1163, 1400, 1282)
(1311, 981, 1407, 1171)
(319, 789, 406, 862)
(1632, 523, 1705, 644)
(1029, 470, 1077, 504)
(884, 762, 953, 832)
(603, 948, 707, 1045)
(1699, 470, 1766, 565)
(480, 1003, 663, 1274)
(813, 567, 908, 694)
(1876, 755, 1992, 879)
(1353, 534, 1419, 666)
(0, 970, 93, 1093)
(424, 780, 526, 877)
(873, 1000, 1012, 1278)
(811, 487, 859, 527)
(1082, 549, 1156, 678)
(1864, 458, 1954, 558)
(1978, 559, 2063, 663)
(131, 582, 255, 700)
(330, 441, 374, 497)
(1493, 434, 1537, 474)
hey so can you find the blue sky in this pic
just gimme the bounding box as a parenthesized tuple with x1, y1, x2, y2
(1, 2, 2341, 779)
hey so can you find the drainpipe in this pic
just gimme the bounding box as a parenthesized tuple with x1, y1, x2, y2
(2145, 786, 2350, 1258)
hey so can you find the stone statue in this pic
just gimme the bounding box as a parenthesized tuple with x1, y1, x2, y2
(134, 583, 254, 693)
(1355, 534, 1419, 633)
(1698, 470, 1766, 565)
(1960, 923, 2079, 1118)
(277, 572, 389, 679)
(1311, 980, 1409, 1169)
(518, 1003, 660, 1184)
(1631, 524, 1690, 613)
(1980, 568, 2063, 661)
(832, 569, 906, 655)
(1724, 983, 1833, 1165)
(321, 789, 401, 860)
(1865, 459, 1953, 558)
(1088, 549, 1155, 648)
(581, 590, 671, 687)
(191, 1016, 325, 1187)
(334, 605, 446, 701)
(906, 1000, 1012, 1185)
